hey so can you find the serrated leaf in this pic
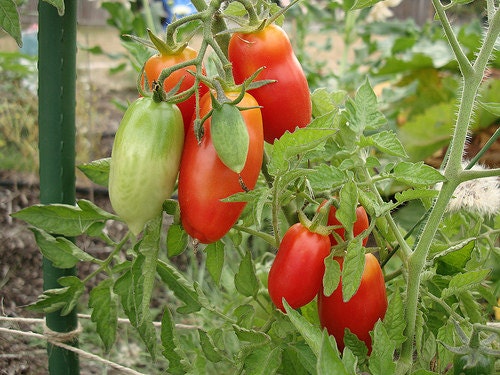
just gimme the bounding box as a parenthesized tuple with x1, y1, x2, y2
(12, 199, 118, 237)
(308, 164, 346, 191)
(243, 344, 282, 375)
(89, 279, 118, 352)
(167, 224, 188, 257)
(234, 304, 255, 328)
(284, 301, 324, 357)
(31, 228, 94, 268)
(161, 308, 187, 375)
(368, 321, 396, 375)
(343, 328, 369, 360)
(317, 330, 349, 375)
(199, 329, 223, 363)
(394, 188, 439, 205)
(383, 291, 406, 345)
(360, 131, 408, 158)
(442, 269, 490, 298)
(77, 158, 110, 187)
(0, 0, 22, 46)
(392, 161, 445, 187)
(113, 264, 157, 357)
(28, 276, 84, 316)
(233, 325, 270, 344)
(323, 257, 341, 297)
(234, 250, 259, 298)
(205, 241, 224, 285)
(435, 240, 474, 275)
(269, 128, 335, 174)
(336, 181, 358, 236)
(345, 78, 386, 133)
(341, 240, 365, 302)
(156, 259, 202, 314)
(311, 88, 347, 117)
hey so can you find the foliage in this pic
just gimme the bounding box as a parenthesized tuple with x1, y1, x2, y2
(3, 0, 500, 374)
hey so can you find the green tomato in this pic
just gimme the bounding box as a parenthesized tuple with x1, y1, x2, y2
(109, 97, 184, 235)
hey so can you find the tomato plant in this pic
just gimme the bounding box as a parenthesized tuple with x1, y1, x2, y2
(267, 222, 331, 311)
(453, 352, 495, 375)
(177, 90, 264, 244)
(108, 96, 184, 236)
(142, 44, 207, 131)
(318, 253, 387, 353)
(228, 23, 312, 144)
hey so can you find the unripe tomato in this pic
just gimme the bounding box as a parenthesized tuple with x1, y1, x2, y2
(109, 97, 184, 235)
(268, 222, 331, 312)
(318, 253, 387, 353)
(142, 46, 208, 131)
(178, 91, 264, 244)
(322, 202, 370, 246)
(228, 23, 311, 144)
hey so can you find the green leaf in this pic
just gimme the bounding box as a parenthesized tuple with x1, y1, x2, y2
(359, 131, 408, 158)
(341, 240, 365, 302)
(12, 199, 118, 237)
(308, 164, 346, 191)
(284, 301, 324, 357)
(198, 329, 223, 363)
(394, 189, 439, 206)
(311, 88, 347, 117)
(269, 128, 335, 174)
(336, 181, 358, 235)
(167, 224, 188, 257)
(383, 291, 406, 346)
(89, 279, 118, 352)
(0, 0, 22, 47)
(113, 264, 157, 357)
(343, 329, 369, 360)
(323, 257, 341, 297)
(137, 217, 162, 325)
(234, 250, 259, 298)
(77, 158, 111, 187)
(233, 325, 271, 344)
(435, 240, 474, 275)
(317, 330, 349, 375)
(442, 269, 490, 298)
(242, 344, 282, 375)
(205, 241, 224, 285)
(368, 321, 396, 375)
(31, 228, 94, 269)
(234, 304, 255, 328)
(43, 0, 65, 15)
(477, 100, 500, 117)
(28, 276, 84, 316)
(351, 0, 383, 9)
(156, 259, 202, 314)
(345, 78, 386, 133)
(161, 307, 187, 375)
(392, 161, 445, 187)
(211, 103, 249, 174)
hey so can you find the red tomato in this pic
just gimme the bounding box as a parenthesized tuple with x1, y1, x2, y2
(318, 253, 387, 353)
(322, 202, 370, 246)
(268, 223, 331, 312)
(178, 91, 264, 244)
(142, 46, 208, 131)
(228, 23, 311, 144)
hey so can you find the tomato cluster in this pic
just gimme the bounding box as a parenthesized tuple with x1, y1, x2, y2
(267, 204, 388, 353)
(109, 23, 310, 241)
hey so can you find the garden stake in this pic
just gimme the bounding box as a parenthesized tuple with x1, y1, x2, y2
(38, 0, 80, 374)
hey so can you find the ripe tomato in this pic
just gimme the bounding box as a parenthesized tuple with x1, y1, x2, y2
(178, 91, 264, 244)
(142, 46, 207, 131)
(228, 23, 311, 144)
(318, 253, 387, 353)
(109, 97, 184, 236)
(323, 202, 370, 246)
(268, 222, 331, 312)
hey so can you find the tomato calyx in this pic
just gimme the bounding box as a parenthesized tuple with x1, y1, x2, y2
(297, 208, 330, 238)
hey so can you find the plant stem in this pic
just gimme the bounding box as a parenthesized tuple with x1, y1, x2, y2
(397, 5, 500, 373)
(465, 126, 500, 170)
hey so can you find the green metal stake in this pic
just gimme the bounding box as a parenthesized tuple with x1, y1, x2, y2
(38, 0, 80, 374)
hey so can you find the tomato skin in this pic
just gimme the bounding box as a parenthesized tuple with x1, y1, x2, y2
(453, 352, 495, 375)
(228, 23, 311, 144)
(109, 97, 184, 236)
(178, 91, 264, 244)
(268, 223, 331, 312)
(318, 253, 387, 353)
(142, 46, 208, 131)
(324, 203, 370, 246)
